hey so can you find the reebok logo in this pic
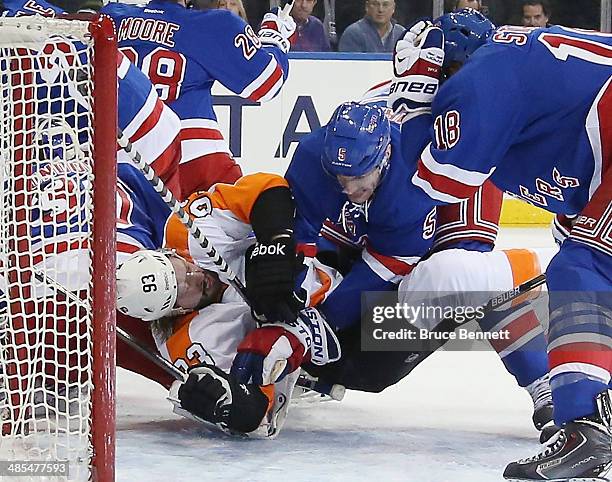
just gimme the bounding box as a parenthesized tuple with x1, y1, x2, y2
(251, 243, 286, 257)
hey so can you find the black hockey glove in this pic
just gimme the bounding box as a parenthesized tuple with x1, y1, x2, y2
(177, 363, 269, 434)
(247, 185, 304, 322)
(245, 235, 304, 323)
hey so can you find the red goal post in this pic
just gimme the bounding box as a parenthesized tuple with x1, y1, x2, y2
(0, 14, 117, 481)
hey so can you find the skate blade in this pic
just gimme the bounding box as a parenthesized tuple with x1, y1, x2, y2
(290, 389, 334, 405)
(506, 461, 612, 482)
(506, 478, 609, 482)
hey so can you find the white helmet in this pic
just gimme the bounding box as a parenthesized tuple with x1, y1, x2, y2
(117, 250, 178, 321)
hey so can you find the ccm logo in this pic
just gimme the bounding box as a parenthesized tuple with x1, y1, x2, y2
(390, 81, 437, 95)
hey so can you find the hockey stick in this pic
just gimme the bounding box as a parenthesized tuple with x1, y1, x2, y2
(489, 273, 546, 309)
(119, 323, 345, 400)
(116, 130, 250, 305)
(119, 317, 346, 400)
(117, 324, 186, 380)
(322, 0, 337, 46)
(117, 131, 308, 323)
(430, 273, 547, 339)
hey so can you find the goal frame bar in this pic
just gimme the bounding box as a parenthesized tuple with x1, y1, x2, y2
(89, 14, 118, 482)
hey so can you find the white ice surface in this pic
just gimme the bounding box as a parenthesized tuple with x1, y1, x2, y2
(116, 227, 558, 482)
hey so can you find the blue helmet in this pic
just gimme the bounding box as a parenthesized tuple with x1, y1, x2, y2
(322, 102, 391, 179)
(435, 8, 496, 67)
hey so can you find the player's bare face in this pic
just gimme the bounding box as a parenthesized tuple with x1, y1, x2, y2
(337, 167, 382, 204)
(169, 257, 224, 312)
(218, 0, 240, 16)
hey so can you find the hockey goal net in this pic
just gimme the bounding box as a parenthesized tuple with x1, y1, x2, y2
(0, 15, 116, 481)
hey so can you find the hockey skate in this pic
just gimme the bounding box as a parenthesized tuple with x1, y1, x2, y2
(527, 374, 560, 443)
(533, 402, 561, 444)
(504, 391, 612, 481)
(291, 370, 345, 405)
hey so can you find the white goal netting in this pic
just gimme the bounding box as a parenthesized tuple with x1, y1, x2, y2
(0, 16, 116, 481)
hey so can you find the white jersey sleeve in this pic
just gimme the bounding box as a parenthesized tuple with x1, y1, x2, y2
(397, 247, 557, 332)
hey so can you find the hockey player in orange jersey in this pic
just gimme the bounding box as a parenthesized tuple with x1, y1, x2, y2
(116, 173, 342, 436)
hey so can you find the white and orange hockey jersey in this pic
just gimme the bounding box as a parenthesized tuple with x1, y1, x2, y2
(151, 173, 342, 437)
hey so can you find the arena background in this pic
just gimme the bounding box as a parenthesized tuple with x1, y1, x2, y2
(244, 0, 607, 35)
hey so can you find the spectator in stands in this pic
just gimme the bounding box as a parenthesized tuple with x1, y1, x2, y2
(338, 0, 404, 53)
(51, 0, 102, 11)
(521, 0, 551, 27)
(453, 0, 481, 11)
(290, 0, 331, 52)
(218, 0, 248, 21)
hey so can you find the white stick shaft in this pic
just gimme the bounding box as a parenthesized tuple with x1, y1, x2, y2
(116, 130, 250, 304)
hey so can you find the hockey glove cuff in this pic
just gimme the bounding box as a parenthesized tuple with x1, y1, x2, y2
(230, 307, 341, 386)
(388, 21, 444, 121)
(231, 324, 307, 385)
(258, 3, 297, 54)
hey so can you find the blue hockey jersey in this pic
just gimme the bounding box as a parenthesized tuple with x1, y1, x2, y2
(1, 2, 183, 259)
(1, 1, 182, 192)
(1, 0, 63, 16)
(359, 81, 503, 253)
(102, 0, 289, 186)
(286, 117, 437, 330)
(413, 25, 612, 216)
